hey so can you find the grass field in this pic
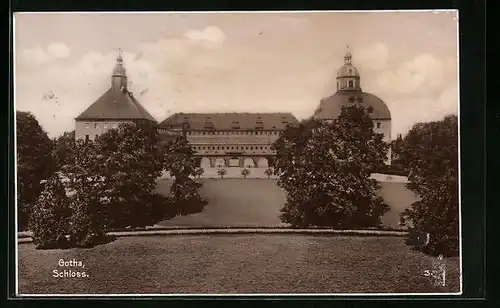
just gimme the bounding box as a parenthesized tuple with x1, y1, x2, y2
(155, 179, 419, 228)
(18, 234, 460, 294)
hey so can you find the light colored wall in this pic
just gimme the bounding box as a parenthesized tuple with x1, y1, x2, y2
(186, 130, 281, 156)
(372, 119, 392, 164)
(75, 120, 128, 140)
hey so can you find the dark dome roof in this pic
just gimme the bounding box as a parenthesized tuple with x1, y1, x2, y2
(313, 90, 391, 120)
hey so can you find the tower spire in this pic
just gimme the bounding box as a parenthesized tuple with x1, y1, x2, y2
(111, 48, 127, 90)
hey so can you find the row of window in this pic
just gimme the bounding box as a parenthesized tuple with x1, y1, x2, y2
(84, 123, 118, 129)
(193, 145, 274, 151)
(187, 131, 280, 136)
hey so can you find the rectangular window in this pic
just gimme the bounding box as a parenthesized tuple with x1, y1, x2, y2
(377, 122, 381, 128)
(85, 135, 89, 141)
(104, 123, 108, 129)
(94, 123, 98, 129)
(85, 123, 89, 129)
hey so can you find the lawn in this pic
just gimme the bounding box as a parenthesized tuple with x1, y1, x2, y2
(17, 234, 460, 294)
(155, 179, 419, 229)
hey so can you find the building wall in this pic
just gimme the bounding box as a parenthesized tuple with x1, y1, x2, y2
(75, 120, 129, 140)
(372, 119, 392, 164)
(185, 130, 281, 157)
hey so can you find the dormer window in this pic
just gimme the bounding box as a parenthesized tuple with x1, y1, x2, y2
(367, 106, 374, 113)
(348, 80, 354, 88)
(348, 96, 355, 103)
(231, 121, 240, 129)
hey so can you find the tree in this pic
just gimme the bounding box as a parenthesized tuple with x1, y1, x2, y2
(399, 115, 459, 257)
(62, 139, 108, 247)
(217, 168, 227, 179)
(241, 168, 250, 179)
(273, 105, 390, 228)
(264, 167, 274, 179)
(194, 167, 205, 179)
(162, 135, 206, 216)
(52, 130, 76, 169)
(16, 111, 57, 230)
(95, 120, 165, 228)
(29, 174, 71, 249)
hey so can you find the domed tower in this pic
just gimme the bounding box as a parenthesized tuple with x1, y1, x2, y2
(313, 49, 392, 164)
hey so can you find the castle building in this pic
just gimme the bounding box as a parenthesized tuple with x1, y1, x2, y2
(159, 113, 298, 168)
(74, 51, 156, 140)
(312, 51, 392, 164)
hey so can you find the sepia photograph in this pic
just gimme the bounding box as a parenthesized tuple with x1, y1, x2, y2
(14, 10, 460, 296)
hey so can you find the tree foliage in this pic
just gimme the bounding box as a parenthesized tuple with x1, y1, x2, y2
(162, 135, 206, 216)
(194, 167, 205, 179)
(62, 139, 108, 246)
(16, 111, 57, 230)
(273, 105, 390, 228)
(241, 168, 250, 179)
(217, 168, 227, 179)
(95, 120, 165, 228)
(264, 168, 274, 179)
(52, 130, 76, 169)
(29, 174, 71, 249)
(399, 115, 459, 256)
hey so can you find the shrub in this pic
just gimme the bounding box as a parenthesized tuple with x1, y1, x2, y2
(170, 178, 207, 216)
(29, 174, 71, 249)
(399, 115, 459, 257)
(217, 168, 227, 179)
(194, 167, 205, 179)
(241, 168, 251, 179)
(264, 168, 274, 179)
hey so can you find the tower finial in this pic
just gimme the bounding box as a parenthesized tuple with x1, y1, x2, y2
(344, 45, 352, 64)
(117, 48, 123, 62)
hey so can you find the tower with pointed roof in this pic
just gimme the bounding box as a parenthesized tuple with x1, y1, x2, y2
(74, 50, 156, 141)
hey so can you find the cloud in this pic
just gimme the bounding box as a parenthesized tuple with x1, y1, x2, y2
(375, 54, 446, 94)
(184, 26, 226, 46)
(18, 43, 71, 68)
(19, 47, 49, 66)
(355, 42, 389, 71)
(47, 43, 71, 59)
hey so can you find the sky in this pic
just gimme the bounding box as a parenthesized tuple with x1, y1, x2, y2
(14, 11, 459, 138)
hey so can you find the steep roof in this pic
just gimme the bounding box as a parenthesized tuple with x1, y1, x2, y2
(75, 88, 156, 122)
(159, 112, 298, 130)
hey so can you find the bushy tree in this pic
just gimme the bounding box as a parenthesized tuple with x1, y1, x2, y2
(217, 168, 227, 179)
(241, 168, 250, 179)
(273, 105, 390, 228)
(399, 115, 459, 256)
(95, 120, 165, 228)
(162, 135, 206, 216)
(29, 174, 71, 249)
(62, 139, 108, 246)
(52, 130, 76, 169)
(16, 111, 57, 230)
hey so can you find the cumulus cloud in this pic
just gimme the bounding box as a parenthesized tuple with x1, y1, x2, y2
(376, 54, 449, 95)
(184, 26, 226, 46)
(19, 47, 49, 66)
(18, 43, 71, 68)
(356, 42, 389, 71)
(47, 43, 71, 59)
